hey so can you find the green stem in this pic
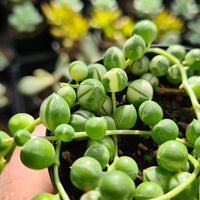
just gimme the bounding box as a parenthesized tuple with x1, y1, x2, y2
(5, 143, 17, 164)
(60, 82, 79, 89)
(2, 117, 40, 167)
(0, 156, 6, 173)
(198, 176, 200, 200)
(146, 48, 187, 81)
(112, 135, 119, 160)
(1, 138, 14, 145)
(1, 118, 41, 145)
(2, 129, 151, 146)
(44, 136, 58, 141)
(123, 58, 133, 70)
(151, 154, 200, 200)
(176, 138, 194, 148)
(25, 117, 41, 132)
(146, 48, 200, 121)
(2, 135, 58, 145)
(111, 92, 116, 113)
(53, 140, 70, 200)
(74, 129, 151, 139)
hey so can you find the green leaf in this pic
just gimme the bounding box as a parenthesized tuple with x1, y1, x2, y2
(18, 72, 56, 96)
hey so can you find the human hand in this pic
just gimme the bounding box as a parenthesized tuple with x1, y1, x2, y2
(0, 124, 55, 200)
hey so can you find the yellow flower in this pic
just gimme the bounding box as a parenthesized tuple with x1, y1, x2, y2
(153, 10, 184, 41)
(112, 16, 134, 40)
(91, 8, 121, 29)
(91, 8, 134, 44)
(41, 1, 89, 48)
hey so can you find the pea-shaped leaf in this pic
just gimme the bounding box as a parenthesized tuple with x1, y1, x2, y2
(103, 46, 125, 70)
(57, 85, 76, 108)
(87, 63, 107, 82)
(114, 156, 138, 181)
(69, 61, 88, 82)
(123, 34, 146, 61)
(102, 68, 128, 92)
(185, 48, 200, 70)
(70, 157, 102, 191)
(87, 136, 115, 160)
(8, 113, 35, 134)
(187, 76, 200, 99)
(84, 144, 110, 169)
(129, 56, 149, 76)
(99, 170, 135, 200)
(85, 117, 107, 140)
(194, 136, 200, 158)
(20, 137, 55, 170)
(166, 44, 186, 63)
(112, 104, 137, 129)
(151, 119, 179, 144)
(132, 19, 157, 45)
(166, 65, 182, 85)
(186, 119, 200, 144)
(94, 96, 113, 116)
(77, 79, 106, 111)
(169, 172, 198, 200)
(143, 166, 173, 193)
(149, 55, 170, 77)
(103, 116, 116, 130)
(140, 72, 159, 89)
(39, 93, 70, 132)
(127, 79, 153, 107)
(69, 110, 95, 132)
(54, 124, 74, 142)
(80, 190, 103, 200)
(0, 131, 12, 157)
(156, 140, 188, 172)
(138, 100, 163, 126)
(14, 129, 31, 146)
(135, 182, 164, 200)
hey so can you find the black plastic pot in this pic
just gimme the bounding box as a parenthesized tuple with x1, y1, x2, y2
(9, 25, 53, 55)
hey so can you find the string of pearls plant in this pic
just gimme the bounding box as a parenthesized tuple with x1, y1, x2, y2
(1, 19, 200, 200)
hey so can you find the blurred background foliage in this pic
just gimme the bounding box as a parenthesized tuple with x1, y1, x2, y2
(1, 0, 200, 119)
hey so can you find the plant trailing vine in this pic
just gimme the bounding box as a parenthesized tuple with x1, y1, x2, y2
(1, 19, 200, 200)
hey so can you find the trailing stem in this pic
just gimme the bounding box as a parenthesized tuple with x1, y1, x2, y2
(73, 129, 151, 139)
(146, 47, 200, 200)
(146, 47, 200, 121)
(150, 154, 200, 200)
(111, 92, 116, 113)
(53, 140, 70, 200)
(25, 117, 41, 132)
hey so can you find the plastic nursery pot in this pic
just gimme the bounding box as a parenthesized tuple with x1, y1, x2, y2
(47, 44, 198, 200)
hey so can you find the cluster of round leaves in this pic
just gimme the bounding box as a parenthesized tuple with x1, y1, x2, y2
(70, 140, 139, 200)
(66, 20, 200, 200)
(1, 19, 200, 200)
(0, 113, 56, 171)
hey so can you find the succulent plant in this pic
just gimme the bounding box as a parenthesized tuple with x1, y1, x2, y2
(185, 17, 200, 45)
(133, 0, 164, 17)
(8, 1, 43, 33)
(171, 0, 199, 20)
(41, 1, 89, 48)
